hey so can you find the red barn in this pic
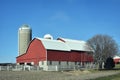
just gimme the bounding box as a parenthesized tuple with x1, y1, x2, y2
(16, 37, 94, 71)
(113, 56, 120, 64)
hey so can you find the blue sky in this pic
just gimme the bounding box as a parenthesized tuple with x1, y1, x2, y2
(0, 0, 120, 63)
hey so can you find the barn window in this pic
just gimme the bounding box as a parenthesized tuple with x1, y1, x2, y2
(67, 61, 69, 65)
(59, 61, 61, 65)
(50, 61, 52, 65)
(42, 61, 44, 65)
(75, 62, 77, 65)
(78, 62, 80, 65)
(27, 63, 32, 66)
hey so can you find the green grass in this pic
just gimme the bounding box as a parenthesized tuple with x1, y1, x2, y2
(115, 64, 120, 69)
(90, 73, 120, 80)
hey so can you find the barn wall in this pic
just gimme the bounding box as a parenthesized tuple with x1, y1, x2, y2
(17, 38, 47, 65)
(70, 51, 93, 62)
(47, 50, 93, 62)
(114, 59, 120, 64)
(47, 50, 70, 61)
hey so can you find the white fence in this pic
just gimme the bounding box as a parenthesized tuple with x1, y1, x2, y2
(44, 64, 97, 71)
(0, 65, 41, 71)
(0, 64, 97, 71)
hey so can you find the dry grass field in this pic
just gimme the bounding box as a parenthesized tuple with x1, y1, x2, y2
(0, 70, 120, 80)
(90, 72, 120, 80)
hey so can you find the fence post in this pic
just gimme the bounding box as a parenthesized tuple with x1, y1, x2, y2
(55, 66, 58, 71)
(37, 66, 39, 71)
(7, 66, 8, 71)
(0, 66, 1, 71)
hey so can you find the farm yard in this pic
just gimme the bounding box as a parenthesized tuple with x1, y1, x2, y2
(0, 64, 120, 80)
(0, 70, 120, 80)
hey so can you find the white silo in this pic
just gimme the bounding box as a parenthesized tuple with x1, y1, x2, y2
(18, 24, 32, 55)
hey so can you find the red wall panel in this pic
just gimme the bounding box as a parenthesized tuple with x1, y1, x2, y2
(47, 50, 93, 62)
(69, 51, 82, 62)
(47, 50, 70, 61)
(114, 59, 120, 64)
(69, 51, 93, 62)
(17, 38, 47, 65)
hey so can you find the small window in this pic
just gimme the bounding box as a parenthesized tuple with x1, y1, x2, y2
(42, 61, 44, 65)
(59, 61, 61, 65)
(50, 61, 52, 65)
(75, 62, 77, 65)
(78, 62, 80, 65)
(67, 61, 69, 65)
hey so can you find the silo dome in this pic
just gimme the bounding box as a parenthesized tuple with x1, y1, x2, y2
(19, 24, 31, 30)
(44, 34, 53, 40)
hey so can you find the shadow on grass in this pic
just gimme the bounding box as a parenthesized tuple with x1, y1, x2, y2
(97, 68, 120, 71)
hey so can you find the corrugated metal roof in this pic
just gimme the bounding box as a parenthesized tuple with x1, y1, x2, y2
(113, 56, 120, 59)
(36, 37, 93, 52)
(58, 38, 94, 52)
(36, 37, 70, 51)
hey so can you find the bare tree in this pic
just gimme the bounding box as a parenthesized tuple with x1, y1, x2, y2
(87, 34, 118, 69)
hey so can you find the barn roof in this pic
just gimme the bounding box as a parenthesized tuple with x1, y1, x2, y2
(58, 38, 94, 52)
(35, 37, 93, 52)
(113, 55, 120, 59)
(36, 37, 70, 51)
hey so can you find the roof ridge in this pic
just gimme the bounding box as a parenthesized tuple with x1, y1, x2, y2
(58, 37, 86, 43)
